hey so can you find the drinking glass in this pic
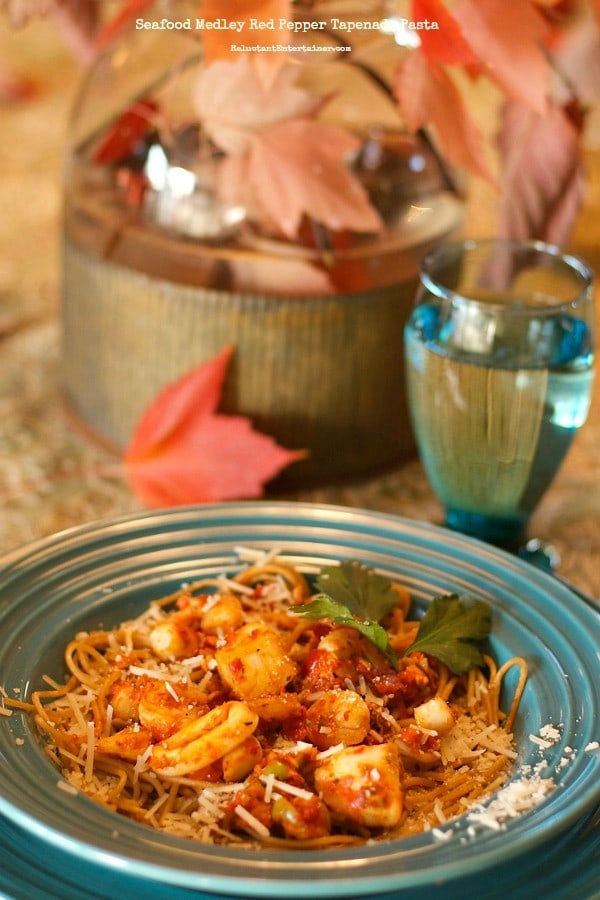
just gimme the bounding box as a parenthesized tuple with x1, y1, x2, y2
(404, 239, 595, 549)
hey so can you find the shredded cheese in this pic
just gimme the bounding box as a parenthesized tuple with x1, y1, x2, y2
(128, 665, 184, 683)
(57, 781, 78, 796)
(259, 776, 314, 801)
(234, 804, 270, 837)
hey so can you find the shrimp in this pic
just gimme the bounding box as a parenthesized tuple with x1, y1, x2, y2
(109, 677, 209, 741)
(96, 726, 153, 761)
(305, 689, 370, 750)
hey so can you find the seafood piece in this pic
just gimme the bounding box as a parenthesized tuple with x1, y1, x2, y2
(201, 594, 244, 634)
(149, 618, 200, 661)
(215, 623, 297, 700)
(150, 700, 259, 777)
(222, 735, 263, 782)
(413, 696, 455, 735)
(109, 678, 209, 741)
(314, 743, 403, 828)
(96, 726, 153, 760)
(305, 689, 370, 750)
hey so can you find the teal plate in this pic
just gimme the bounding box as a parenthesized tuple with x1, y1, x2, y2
(0, 502, 599, 899)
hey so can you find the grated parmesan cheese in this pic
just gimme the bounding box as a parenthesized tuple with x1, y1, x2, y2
(234, 804, 270, 837)
(315, 743, 344, 760)
(467, 773, 554, 831)
(128, 665, 185, 683)
(259, 776, 314, 801)
(84, 721, 95, 783)
(165, 681, 180, 702)
(262, 772, 276, 803)
(57, 780, 78, 796)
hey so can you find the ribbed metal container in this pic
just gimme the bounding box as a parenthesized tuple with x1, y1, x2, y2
(61, 235, 418, 487)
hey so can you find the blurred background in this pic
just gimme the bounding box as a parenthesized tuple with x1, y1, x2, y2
(1, 4, 598, 595)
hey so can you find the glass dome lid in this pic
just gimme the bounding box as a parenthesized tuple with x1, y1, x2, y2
(64, 0, 463, 295)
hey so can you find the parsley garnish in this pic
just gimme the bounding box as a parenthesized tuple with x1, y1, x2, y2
(294, 561, 492, 674)
(405, 593, 492, 674)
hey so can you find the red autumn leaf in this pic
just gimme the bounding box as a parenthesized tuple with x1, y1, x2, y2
(393, 52, 495, 184)
(411, 0, 479, 66)
(124, 346, 304, 507)
(593, 0, 600, 26)
(453, 0, 551, 114)
(93, 98, 158, 165)
(495, 99, 585, 244)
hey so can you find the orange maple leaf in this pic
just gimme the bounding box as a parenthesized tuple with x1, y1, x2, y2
(394, 52, 495, 184)
(453, 0, 552, 115)
(124, 346, 304, 507)
(200, 0, 293, 62)
(411, 0, 479, 66)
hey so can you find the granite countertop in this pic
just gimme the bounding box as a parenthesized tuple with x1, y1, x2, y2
(1, 22, 599, 598)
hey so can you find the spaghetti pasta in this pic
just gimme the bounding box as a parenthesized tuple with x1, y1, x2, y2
(7, 550, 527, 848)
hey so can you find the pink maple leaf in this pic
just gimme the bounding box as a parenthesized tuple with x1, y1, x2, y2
(453, 0, 552, 115)
(193, 57, 323, 155)
(124, 346, 305, 507)
(393, 51, 495, 184)
(495, 99, 585, 245)
(195, 57, 382, 238)
(235, 120, 382, 239)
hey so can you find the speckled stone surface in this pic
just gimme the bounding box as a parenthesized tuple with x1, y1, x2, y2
(1, 22, 598, 598)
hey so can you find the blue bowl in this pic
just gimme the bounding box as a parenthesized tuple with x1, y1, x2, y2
(0, 502, 598, 899)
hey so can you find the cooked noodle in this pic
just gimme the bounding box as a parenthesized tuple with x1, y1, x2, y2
(6, 551, 527, 848)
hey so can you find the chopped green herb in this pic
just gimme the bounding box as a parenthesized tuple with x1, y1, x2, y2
(294, 561, 492, 675)
(294, 593, 399, 669)
(315, 561, 400, 623)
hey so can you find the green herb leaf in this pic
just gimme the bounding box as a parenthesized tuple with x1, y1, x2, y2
(405, 594, 492, 674)
(294, 561, 492, 677)
(294, 594, 399, 669)
(315, 561, 400, 622)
